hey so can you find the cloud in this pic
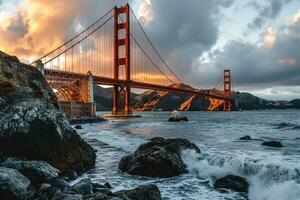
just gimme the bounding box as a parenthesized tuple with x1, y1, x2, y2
(136, 0, 234, 85)
(248, 0, 295, 30)
(202, 15, 300, 92)
(0, 0, 114, 63)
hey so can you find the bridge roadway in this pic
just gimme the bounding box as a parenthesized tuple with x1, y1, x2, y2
(45, 69, 229, 101)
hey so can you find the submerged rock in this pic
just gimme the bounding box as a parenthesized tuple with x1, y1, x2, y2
(262, 141, 283, 147)
(214, 175, 249, 193)
(239, 135, 252, 140)
(0, 158, 60, 185)
(168, 110, 188, 122)
(114, 184, 162, 200)
(0, 51, 96, 174)
(70, 117, 106, 125)
(118, 137, 200, 177)
(0, 167, 32, 200)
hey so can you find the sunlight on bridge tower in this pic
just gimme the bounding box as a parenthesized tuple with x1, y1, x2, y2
(113, 3, 131, 115)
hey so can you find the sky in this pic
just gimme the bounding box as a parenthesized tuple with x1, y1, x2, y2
(0, 0, 300, 100)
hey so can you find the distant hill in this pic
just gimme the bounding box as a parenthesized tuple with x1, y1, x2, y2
(93, 85, 138, 111)
(93, 85, 300, 111)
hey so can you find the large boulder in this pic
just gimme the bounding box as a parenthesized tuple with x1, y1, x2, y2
(114, 184, 162, 200)
(214, 175, 249, 193)
(0, 51, 96, 173)
(119, 137, 200, 177)
(0, 167, 33, 200)
(0, 158, 60, 185)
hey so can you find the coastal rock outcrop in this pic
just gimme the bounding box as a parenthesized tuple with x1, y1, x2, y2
(114, 184, 162, 200)
(168, 110, 188, 122)
(0, 167, 33, 200)
(239, 135, 252, 140)
(0, 51, 96, 173)
(262, 141, 283, 147)
(0, 158, 60, 185)
(214, 175, 249, 193)
(118, 137, 200, 177)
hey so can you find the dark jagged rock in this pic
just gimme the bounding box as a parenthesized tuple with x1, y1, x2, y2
(52, 194, 84, 200)
(0, 167, 33, 200)
(72, 178, 93, 195)
(214, 175, 249, 193)
(0, 158, 60, 185)
(239, 135, 252, 140)
(262, 141, 283, 148)
(0, 51, 96, 174)
(63, 170, 78, 181)
(119, 137, 200, 177)
(114, 184, 162, 200)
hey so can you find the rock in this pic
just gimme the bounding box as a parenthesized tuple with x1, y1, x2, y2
(104, 182, 112, 189)
(72, 178, 93, 195)
(114, 184, 162, 200)
(168, 110, 188, 122)
(74, 125, 82, 129)
(214, 175, 249, 193)
(52, 194, 84, 200)
(64, 170, 78, 181)
(0, 51, 96, 174)
(49, 179, 71, 193)
(119, 137, 200, 177)
(239, 135, 252, 140)
(70, 117, 107, 125)
(0, 167, 32, 200)
(262, 141, 283, 147)
(0, 152, 7, 163)
(0, 157, 60, 185)
(40, 183, 51, 192)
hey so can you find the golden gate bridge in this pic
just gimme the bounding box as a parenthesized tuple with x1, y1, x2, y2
(32, 3, 232, 116)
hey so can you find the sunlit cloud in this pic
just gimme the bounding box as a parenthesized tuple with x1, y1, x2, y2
(277, 58, 296, 66)
(264, 27, 276, 48)
(138, 0, 153, 25)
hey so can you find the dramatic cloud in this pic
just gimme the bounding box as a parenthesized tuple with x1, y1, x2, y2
(137, 0, 234, 85)
(248, 0, 295, 30)
(203, 15, 300, 92)
(0, 0, 114, 63)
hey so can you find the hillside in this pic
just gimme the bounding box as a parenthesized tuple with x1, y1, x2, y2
(93, 85, 299, 111)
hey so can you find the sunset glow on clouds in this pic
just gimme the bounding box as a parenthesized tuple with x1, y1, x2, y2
(0, 0, 300, 100)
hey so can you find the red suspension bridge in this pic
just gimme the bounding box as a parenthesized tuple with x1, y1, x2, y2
(32, 4, 233, 116)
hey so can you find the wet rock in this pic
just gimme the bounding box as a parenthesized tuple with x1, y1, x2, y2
(64, 170, 78, 181)
(40, 183, 51, 192)
(74, 125, 82, 129)
(0, 51, 96, 174)
(214, 175, 249, 193)
(104, 182, 112, 189)
(0, 152, 7, 163)
(262, 141, 283, 147)
(114, 184, 162, 200)
(52, 194, 83, 200)
(168, 110, 188, 122)
(49, 179, 71, 193)
(72, 178, 93, 195)
(70, 117, 107, 125)
(0, 157, 60, 185)
(119, 137, 200, 177)
(239, 135, 252, 140)
(0, 167, 32, 200)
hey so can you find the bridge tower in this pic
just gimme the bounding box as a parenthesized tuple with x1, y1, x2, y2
(113, 4, 131, 115)
(223, 69, 231, 111)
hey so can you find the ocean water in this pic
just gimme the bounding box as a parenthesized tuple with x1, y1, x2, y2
(74, 110, 300, 200)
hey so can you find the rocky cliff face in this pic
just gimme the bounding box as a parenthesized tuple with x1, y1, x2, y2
(0, 51, 96, 173)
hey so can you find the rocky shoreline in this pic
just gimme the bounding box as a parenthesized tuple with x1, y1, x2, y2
(0, 51, 252, 199)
